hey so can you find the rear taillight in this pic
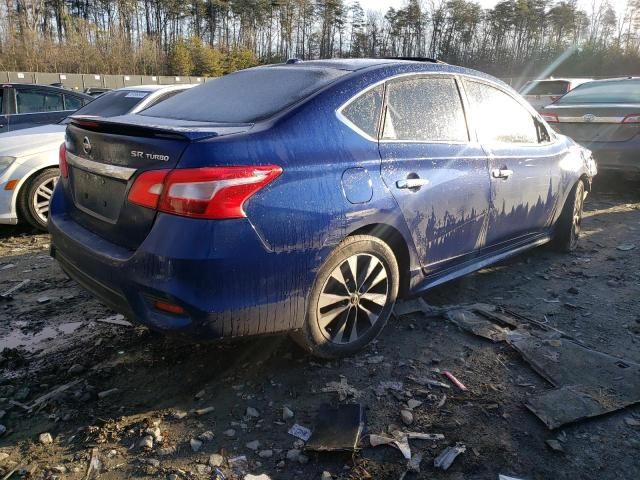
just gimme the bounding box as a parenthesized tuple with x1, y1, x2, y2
(59, 143, 69, 178)
(128, 166, 282, 219)
(128, 170, 169, 209)
(621, 113, 640, 124)
(542, 113, 559, 123)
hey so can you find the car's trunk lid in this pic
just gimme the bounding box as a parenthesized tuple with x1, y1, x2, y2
(64, 115, 251, 250)
(546, 104, 640, 143)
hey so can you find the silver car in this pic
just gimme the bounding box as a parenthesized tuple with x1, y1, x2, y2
(520, 78, 592, 111)
(0, 84, 193, 230)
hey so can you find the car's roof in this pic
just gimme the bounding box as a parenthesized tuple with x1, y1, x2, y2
(578, 76, 639, 83)
(119, 84, 195, 92)
(264, 58, 442, 72)
(529, 78, 592, 83)
(1, 83, 92, 96)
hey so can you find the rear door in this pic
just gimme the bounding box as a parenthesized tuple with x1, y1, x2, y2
(464, 79, 560, 247)
(10, 86, 67, 131)
(379, 74, 491, 268)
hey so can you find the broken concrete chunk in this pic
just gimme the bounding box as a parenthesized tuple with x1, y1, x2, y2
(246, 406, 260, 418)
(194, 406, 215, 416)
(244, 474, 272, 480)
(321, 472, 332, 480)
(139, 435, 154, 450)
(223, 429, 236, 437)
(97, 388, 119, 399)
(545, 439, 564, 452)
(246, 440, 260, 451)
(434, 443, 466, 470)
(157, 445, 176, 456)
(190, 438, 203, 452)
(38, 432, 53, 445)
(198, 431, 214, 442)
(209, 453, 225, 467)
(407, 399, 422, 410)
(258, 449, 273, 458)
(400, 409, 414, 426)
(282, 406, 294, 421)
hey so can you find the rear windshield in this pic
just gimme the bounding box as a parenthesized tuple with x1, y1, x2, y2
(61, 90, 149, 123)
(523, 80, 569, 95)
(556, 80, 640, 104)
(139, 66, 349, 123)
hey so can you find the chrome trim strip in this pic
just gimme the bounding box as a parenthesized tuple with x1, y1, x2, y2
(66, 151, 136, 181)
(558, 116, 625, 123)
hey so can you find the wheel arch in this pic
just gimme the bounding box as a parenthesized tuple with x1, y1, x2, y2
(15, 165, 60, 222)
(347, 223, 414, 298)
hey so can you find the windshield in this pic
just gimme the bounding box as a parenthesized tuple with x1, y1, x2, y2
(556, 80, 640, 105)
(60, 90, 149, 123)
(140, 66, 349, 123)
(523, 80, 569, 96)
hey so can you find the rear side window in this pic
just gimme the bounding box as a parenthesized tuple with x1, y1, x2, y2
(141, 66, 349, 123)
(64, 95, 84, 111)
(524, 81, 569, 96)
(382, 77, 468, 142)
(556, 80, 640, 104)
(341, 85, 383, 138)
(16, 90, 63, 113)
(465, 81, 538, 144)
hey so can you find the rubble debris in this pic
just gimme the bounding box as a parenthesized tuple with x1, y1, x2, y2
(84, 448, 101, 480)
(36, 296, 51, 304)
(0, 279, 30, 299)
(198, 430, 214, 442)
(434, 443, 466, 470)
(96, 314, 133, 327)
(27, 379, 82, 410)
(97, 388, 120, 399)
(322, 376, 361, 400)
(223, 429, 236, 437)
(157, 445, 176, 456)
(194, 406, 215, 416)
(545, 439, 564, 452)
(228, 455, 249, 475)
(369, 430, 444, 460)
(393, 298, 443, 317)
(407, 375, 450, 389)
(288, 423, 312, 442)
(246, 440, 260, 450)
(305, 404, 365, 452)
(510, 335, 640, 429)
(209, 453, 225, 467)
(38, 432, 53, 445)
(399, 451, 424, 478)
(616, 244, 635, 251)
(374, 381, 404, 396)
(406, 399, 422, 410)
(321, 472, 332, 480)
(258, 449, 273, 458)
(447, 307, 510, 342)
(246, 406, 260, 418)
(625, 417, 640, 427)
(244, 475, 271, 480)
(139, 435, 154, 450)
(190, 438, 203, 452)
(282, 406, 294, 420)
(400, 409, 414, 426)
(442, 371, 468, 391)
(499, 475, 525, 480)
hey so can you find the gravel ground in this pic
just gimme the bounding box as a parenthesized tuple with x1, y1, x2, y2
(0, 177, 639, 480)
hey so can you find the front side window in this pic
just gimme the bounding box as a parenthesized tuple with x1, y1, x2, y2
(382, 77, 468, 142)
(16, 90, 63, 113)
(340, 85, 383, 138)
(465, 81, 538, 144)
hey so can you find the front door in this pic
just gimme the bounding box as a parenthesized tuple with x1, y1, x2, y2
(379, 75, 491, 268)
(463, 79, 560, 247)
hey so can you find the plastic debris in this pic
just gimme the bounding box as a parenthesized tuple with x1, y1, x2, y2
(407, 375, 451, 389)
(288, 423, 312, 442)
(322, 377, 361, 400)
(442, 371, 468, 391)
(0, 279, 30, 300)
(434, 443, 466, 470)
(369, 430, 444, 460)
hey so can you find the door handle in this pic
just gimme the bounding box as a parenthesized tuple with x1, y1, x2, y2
(396, 178, 430, 189)
(492, 169, 513, 179)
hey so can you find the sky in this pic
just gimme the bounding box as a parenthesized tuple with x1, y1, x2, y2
(359, 0, 629, 15)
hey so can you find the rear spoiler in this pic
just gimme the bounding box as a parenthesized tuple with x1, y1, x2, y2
(68, 114, 253, 141)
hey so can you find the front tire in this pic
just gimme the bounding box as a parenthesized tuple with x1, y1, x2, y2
(291, 235, 399, 358)
(553, 179, 585, 252)
(18, 168, 59, 231)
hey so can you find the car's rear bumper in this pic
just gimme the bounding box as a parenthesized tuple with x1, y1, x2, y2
(583, 138, 640, 175)
(49, 184, 315, 340)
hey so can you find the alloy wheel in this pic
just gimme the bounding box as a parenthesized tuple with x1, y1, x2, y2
(32, 176, 58, 224)
(316, 253, 389, 344)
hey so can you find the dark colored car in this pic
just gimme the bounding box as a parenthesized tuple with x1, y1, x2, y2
(49, 59, 596, 358)
(0, 84, 92, 133)
(542, 77, 640, 177)
(84, 87, 112, 98)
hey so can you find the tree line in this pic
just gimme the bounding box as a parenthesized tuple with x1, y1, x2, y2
(1, 0, 639, 81)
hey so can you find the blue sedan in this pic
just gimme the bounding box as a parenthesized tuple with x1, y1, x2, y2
(49, 59, 596, 358)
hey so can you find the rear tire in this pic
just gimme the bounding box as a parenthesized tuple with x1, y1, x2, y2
(552, 179, 585, 252)
(291, 235, 399, 359)
(18, 168, 59, 232)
